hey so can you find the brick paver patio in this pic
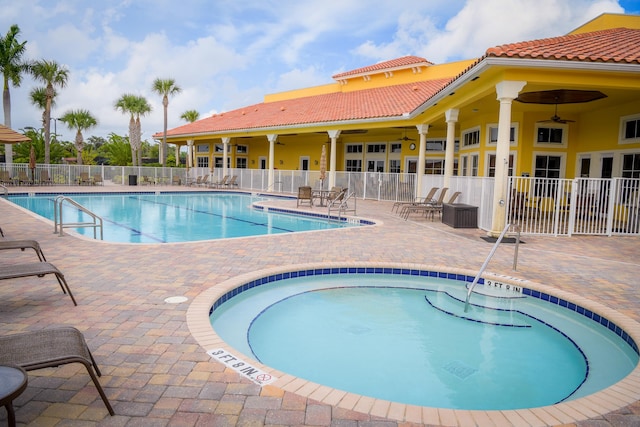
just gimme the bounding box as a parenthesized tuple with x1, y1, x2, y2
(1, 184, 639, 426)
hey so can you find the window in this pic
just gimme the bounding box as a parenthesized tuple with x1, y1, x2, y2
(390, 143, 402, 153)
(367, 144, 386, 153)
(426, 139, 444, 151)
(197, 144, 209, 153)
(236, 157, 247, 169)
(346, 144, 362, 153)
(534, 155, 561, 178)
(487, 124, 517, 145)
(197, 156, 209, 168)
(389, 159, 401, 173)
(534, 124, 567, 146)
(236, 145, 248, 154)
(425, 159, 444, 175)
(622, 153, 640, 178)
(346, 159, 361, 172)
(461, 156, 468, 176)
(470, 155, 479, 177)
(214, 144, 223, 153)
(620, 114, 640, 144)
(462, 128, 480, 147)
(487, 154, 514, 177)
(426, 138, 460, 152)
(367, 160, 385, 172)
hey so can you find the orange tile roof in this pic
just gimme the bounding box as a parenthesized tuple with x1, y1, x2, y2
(164, 79, 451, 137)
(486, 27, 640, 64)
(332, 56, 433, 79)
(161, 27, 640, 140)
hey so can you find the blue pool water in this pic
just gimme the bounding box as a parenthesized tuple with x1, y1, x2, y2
(210, 272, 639, 410)
(8, 192, 359, 243)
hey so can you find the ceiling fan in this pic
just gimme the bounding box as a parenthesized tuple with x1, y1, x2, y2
(398, 130, 416, 141)
(539, 104, 575, 124)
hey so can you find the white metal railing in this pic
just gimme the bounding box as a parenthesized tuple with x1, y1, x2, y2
(54, 195, 103, 240)
(2, 163, 638, 237)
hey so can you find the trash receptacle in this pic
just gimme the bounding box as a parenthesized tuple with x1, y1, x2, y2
(128, 175, 138, 186)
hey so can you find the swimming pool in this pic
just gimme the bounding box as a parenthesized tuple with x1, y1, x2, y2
(8, 192, 363, 243)
(193, 263, 640, 418)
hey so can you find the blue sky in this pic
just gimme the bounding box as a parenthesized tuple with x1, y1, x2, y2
(1, 0, 638, 142)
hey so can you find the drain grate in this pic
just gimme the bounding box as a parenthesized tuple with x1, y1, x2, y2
(443, 360, 478, 380)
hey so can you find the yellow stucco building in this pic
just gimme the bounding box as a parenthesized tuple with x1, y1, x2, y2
(156, 13, 640, 235)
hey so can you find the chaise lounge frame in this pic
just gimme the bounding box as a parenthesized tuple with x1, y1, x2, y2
(0, 327, 114, 416)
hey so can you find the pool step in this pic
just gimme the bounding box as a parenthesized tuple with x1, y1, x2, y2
(424, 291, 531, 328)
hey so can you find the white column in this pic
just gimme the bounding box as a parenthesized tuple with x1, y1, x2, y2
(186, 139, 194, 169)
(489, 80, 527, 237)
(267, 134, 277, 192)
(444, 109, 459, 189)
(327, 130, 341, 189)
(222, 137, 231, 178)
(175, 144, 180, 166)
(415, 124, 429, 197)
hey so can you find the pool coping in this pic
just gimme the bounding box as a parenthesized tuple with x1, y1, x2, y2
(187, 261, 640, 426)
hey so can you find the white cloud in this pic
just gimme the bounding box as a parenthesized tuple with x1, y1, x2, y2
(352, 0, 625, 64)
(0, 0, 631, 144)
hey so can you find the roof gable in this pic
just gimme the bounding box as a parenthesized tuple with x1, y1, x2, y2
(332, 55, 433, 80)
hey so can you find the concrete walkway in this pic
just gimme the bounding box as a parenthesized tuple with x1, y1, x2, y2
(0, 185, 639, 426)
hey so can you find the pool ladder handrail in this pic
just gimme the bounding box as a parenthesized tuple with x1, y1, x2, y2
(464, 223, 520, 312)
(328, 190, 356, 221)
(54, 195, 104, 240)
(0, 183, 7, 197)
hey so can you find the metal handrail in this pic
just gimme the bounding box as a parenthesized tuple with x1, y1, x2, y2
(464, 223, 520, 312)
(0, 184, 7, 197)
(54, 195, 104, 240)
(328, 190, 356, 220)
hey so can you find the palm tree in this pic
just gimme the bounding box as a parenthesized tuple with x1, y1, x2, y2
(180, 109, 199, 123)
(30, 59, 69, 164)
(152, 78, 181, 167)
(59, 109, 98, 165)
(0, 24, 31, 164)
(29, 86, 56, 130)
(114, 94, 151, 166)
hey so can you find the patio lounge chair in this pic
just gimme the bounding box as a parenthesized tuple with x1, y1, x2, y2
(16, 170, 33, 186)
(423, 191, 461, 221)
(225, 175, 238, 188)
(172, 175, 182, 185)
(403, 187, 449, 220)
(210, 175, 229, 188)
(78, 172, 92, 185)
(0, 170, 11, 185)
(0, 239, 47, 261)
(93, 174, 104, 186)
(0, 327, 115, 416)
(39, 170, 53, 185)
(393, 186, 439, 213)
(0, 262, 77, 305)
(297, 186, 313, 207)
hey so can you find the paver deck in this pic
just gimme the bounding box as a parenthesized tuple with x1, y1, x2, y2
(1, 184, 639, 426)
